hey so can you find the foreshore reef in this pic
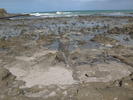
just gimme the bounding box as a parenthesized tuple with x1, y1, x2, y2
(0, 9, 133, 100)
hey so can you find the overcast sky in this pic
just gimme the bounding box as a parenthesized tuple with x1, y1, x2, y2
(0, 0, 133, 13)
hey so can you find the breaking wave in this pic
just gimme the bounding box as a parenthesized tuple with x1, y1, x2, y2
(56, 11, 72, 14)
(27, 10, 133, 18)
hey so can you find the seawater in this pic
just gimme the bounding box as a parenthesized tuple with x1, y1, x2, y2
(29, 10, 133, 18)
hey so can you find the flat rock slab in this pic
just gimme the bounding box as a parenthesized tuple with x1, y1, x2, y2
(75, 61, 133, 82)
(9, 66, 75, 87)
(4, 49, 76, 87)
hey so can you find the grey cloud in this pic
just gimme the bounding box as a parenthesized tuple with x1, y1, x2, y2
(0, 0, 133, 13)
(0, 0, 37, 3)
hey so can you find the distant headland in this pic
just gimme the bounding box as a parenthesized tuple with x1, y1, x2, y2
(0, 8, 7, 16)
(0, 8, 30, 19)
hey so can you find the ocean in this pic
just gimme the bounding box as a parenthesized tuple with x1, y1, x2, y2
(28, 10, 133, 18)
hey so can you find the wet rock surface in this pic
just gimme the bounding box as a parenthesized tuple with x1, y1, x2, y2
(0, 16, 133, 100)
(91, 35, 119, 47)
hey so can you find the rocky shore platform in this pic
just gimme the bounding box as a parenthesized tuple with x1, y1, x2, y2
(0, 14, 133, 100)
